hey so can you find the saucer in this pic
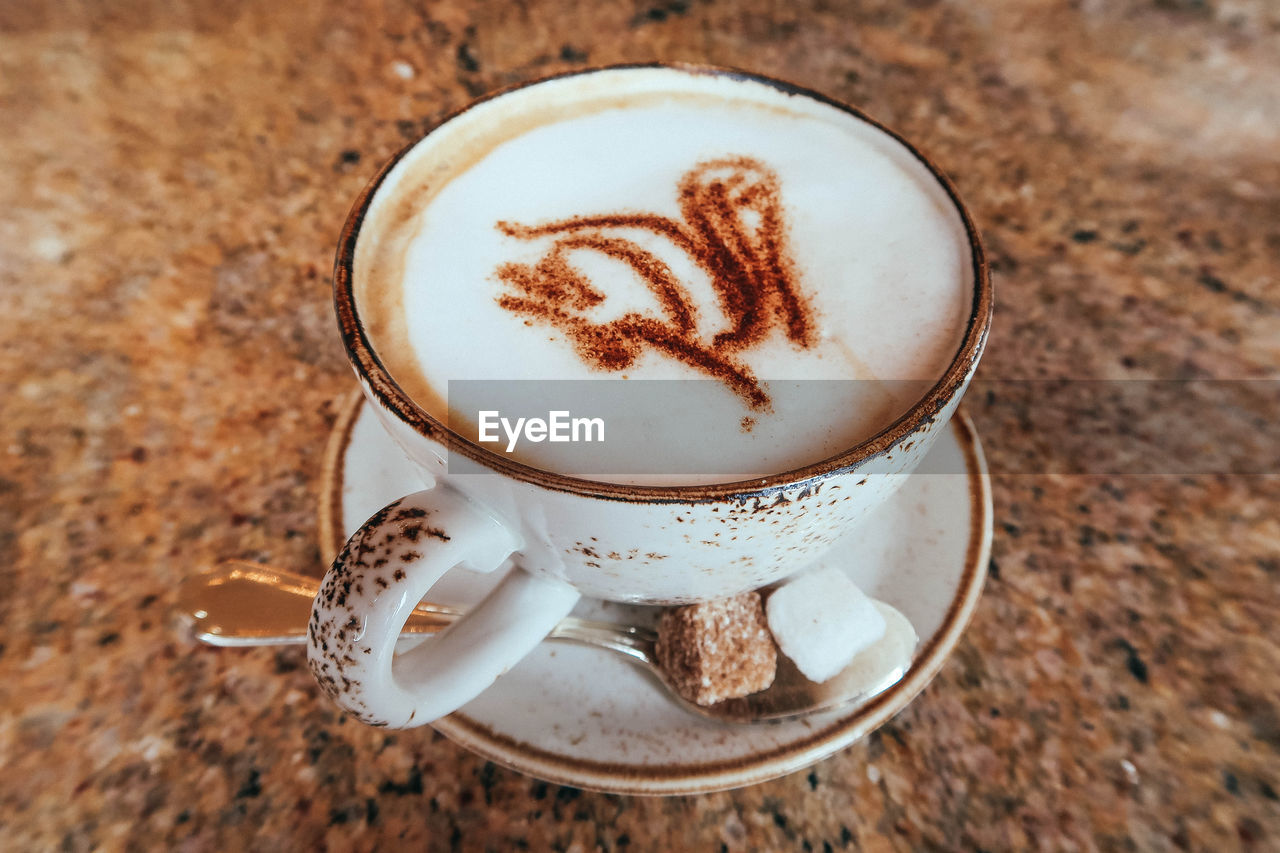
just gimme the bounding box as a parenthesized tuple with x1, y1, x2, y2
(318, 393, 991, 795)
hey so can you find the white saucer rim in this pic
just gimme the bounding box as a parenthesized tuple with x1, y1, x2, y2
(319, 392, 992, 795)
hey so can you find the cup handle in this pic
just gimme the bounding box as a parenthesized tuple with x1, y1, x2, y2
(307, 487, 580, 727)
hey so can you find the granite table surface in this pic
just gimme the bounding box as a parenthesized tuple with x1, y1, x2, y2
(2, 0, 1278, 850)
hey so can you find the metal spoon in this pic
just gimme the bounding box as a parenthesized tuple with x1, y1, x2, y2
(178, 560, 917, 724)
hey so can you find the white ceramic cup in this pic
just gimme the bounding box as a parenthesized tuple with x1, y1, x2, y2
(307, 65, 991, 728)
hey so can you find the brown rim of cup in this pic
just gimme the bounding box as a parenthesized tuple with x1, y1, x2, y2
(332, 62, 992, 504)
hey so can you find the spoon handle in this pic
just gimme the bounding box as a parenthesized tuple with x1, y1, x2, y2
(178, 561, 656, 661)
(177, 561, 459, 646)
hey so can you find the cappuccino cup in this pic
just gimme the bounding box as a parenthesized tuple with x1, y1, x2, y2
(307, 64, 991, 727)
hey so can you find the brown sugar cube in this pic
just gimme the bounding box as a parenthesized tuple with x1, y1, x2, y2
(654, 591, 777, 706)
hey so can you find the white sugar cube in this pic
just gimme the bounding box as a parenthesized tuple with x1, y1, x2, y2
(765, 564, 887, 683)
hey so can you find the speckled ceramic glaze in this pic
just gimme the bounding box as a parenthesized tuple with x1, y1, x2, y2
(319, 394, 991, 793)
(307, 65, 992, 729)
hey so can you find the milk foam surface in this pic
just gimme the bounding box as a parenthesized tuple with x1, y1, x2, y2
(354, 68, 974, 483)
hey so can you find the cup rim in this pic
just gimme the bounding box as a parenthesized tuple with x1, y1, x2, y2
(333, 62, 992, 502)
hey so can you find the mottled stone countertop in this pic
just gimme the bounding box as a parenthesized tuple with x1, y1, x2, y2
(3, 1, 1278, 849)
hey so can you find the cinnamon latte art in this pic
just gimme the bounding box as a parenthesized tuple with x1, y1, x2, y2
(352, 67, 975, 483)
(494, 155, 815, 410)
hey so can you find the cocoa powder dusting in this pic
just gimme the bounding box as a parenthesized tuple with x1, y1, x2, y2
(494, 157, 816, 409)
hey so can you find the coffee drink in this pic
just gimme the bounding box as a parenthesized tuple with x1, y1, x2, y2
(315, 67, 989, 728)
(352, 67, 974, 482)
